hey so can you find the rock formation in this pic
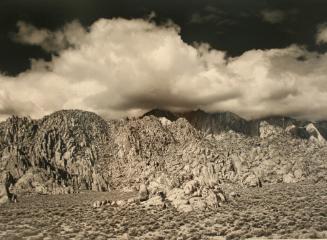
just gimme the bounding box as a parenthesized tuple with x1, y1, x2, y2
(1, 109, 327, 211)
(0, 110, 111, 194)
(0, 172, 16, 205)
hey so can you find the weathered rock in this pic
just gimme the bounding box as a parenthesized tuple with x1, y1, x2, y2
(177, 204, 193, 213)
(228, 191, 240, 201)
(294, 169, 303, 179)
(283, 173, 297, 183)
(306, 123, 326, 144)
(205, 189, 219, 208)
(92, 199, 111, 208)
(217, 192, 226, 202)
(0, 110, 110, 194)
(183, 180, 199, 195)
(92, 200, 101, 208)
(143, 195, 165, 207)
(127, 197, 138, 204)
(138, 184, 149, 202)
(0, 184, 10, 205)
(189, 197, 207, 211)
(0, 108, 327, 210)
(166, 188, 190, 212)
(116, 200, 126, 207)
(0, 172, 17, 205)
(242, 173, 261, 187)
(231, 155, 244, 175)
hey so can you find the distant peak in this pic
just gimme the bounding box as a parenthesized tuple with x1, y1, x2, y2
(143, 109, 179, 121)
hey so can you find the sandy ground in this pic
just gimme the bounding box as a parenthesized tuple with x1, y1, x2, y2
(0, 182, 326, 240)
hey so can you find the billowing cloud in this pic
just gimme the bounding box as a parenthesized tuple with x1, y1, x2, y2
(1, 18, 327, 121)
(260, 9, 285, 24)
(316, 23, 327, 44)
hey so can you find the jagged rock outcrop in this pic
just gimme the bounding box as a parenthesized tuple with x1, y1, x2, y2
(0, 116, 37, 179)
(0, 109, 327, 212)
(138, 183, 149, 201)
(30, 110, 111, 192)
(180, 110, 260, 136)
(0, 110, 111, 194)
(306, 123, 326, 144)
(0, 184, 9, 205)
(0, 172, 16, 205)
(145, 109, 260, 136)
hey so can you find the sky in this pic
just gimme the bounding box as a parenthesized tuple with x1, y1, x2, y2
(1, 0, 327, 121)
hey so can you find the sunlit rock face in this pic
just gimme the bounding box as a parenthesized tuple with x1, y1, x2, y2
(305, 123, 327, 144)
(0, 109, 326, 208)
(0, 110, 111, 194)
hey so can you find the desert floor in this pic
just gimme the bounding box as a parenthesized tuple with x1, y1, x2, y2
(0, 182, 326, 240)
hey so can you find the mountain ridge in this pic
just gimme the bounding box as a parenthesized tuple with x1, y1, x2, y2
(143, 108, 327, 139)
(1, 109, 327, 211)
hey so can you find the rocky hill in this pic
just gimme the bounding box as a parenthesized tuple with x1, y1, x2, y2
(144, 109, 259, 136)
(1, 109, 327, 211)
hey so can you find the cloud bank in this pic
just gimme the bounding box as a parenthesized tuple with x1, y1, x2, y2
(1, 18, 327, 121)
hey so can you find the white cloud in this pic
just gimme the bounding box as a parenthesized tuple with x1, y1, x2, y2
(1, 18, 327, 121)
(260, 9, 285, 24)
(316, 23, 327, 44)
(13, 20, 86, 52)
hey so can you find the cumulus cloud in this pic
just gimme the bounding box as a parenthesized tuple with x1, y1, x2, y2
(316, 23, 327, 44)
(260, 9, 285, 24)
(1, 18, 327, 121)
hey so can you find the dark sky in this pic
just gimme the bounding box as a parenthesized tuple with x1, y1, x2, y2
(1, 0, 327, 75)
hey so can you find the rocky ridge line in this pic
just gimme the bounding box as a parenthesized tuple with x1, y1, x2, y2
(1, 109, 327, 211)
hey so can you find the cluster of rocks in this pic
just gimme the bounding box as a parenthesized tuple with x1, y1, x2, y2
(92, 199, 136, 208)
(1, 109, 327, 211)
(91, 182, 240, 213)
